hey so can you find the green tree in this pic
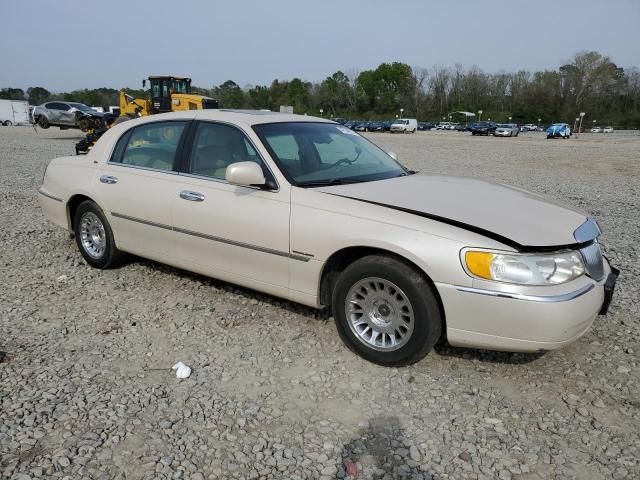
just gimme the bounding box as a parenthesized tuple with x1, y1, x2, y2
(213, 80, 245, 108)
(0, 88, 25, 100)
(27, 87, 50, 105)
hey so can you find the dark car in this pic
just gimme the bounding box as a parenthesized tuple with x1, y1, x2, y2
(382, 120, 393, 131)
(470, 121, 497, 136)
(367, 121, 384, 132)
(354, 121, 370, 132)
(344, 120, 358, 130)
(417, 122, 434, 131)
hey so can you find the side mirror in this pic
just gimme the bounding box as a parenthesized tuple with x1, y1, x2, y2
(225, 161, 266, 187)
(387, 151, 398, 161)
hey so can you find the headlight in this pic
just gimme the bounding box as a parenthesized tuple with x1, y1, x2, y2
(464, 249, 585, 286)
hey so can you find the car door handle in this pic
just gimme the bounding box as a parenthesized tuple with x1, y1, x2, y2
(179, 191, 205, 202)
(100, 175, 118, 184)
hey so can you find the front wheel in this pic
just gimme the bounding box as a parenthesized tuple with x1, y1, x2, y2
(73, 200, 123, 268)
(4, 120, 12, 126)
(331, 255, 442, 366)
(38, 116, 50, 129)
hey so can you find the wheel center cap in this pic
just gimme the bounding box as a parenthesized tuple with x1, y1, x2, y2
(378, 304, 391, 317)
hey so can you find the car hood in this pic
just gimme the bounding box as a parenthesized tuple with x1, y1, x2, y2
(314, 175, 589, 249)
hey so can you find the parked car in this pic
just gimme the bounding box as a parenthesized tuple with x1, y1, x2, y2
(417, 122, 434, 131)
(367, 121, 384, 132)
(33, 101, 108, 130)
(38, 110, 617, 366)
(546, 123, 571, 139)
(522, 124, 538, 132)
(590, 126, 602, 133)
(603, 126, 614, 133)
(390, 118, 417, 133)
(344, 120, 358, 130)
(494, 124, 520, 137)
(470, 121, 497, 136)
(381, 120, 393, 131)
(354, 121, 369, 132)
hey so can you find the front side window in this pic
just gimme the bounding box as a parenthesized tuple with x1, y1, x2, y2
(254, 122, 406, 186)
(188, 122, 267, 181)
(113, 121, 186, 171)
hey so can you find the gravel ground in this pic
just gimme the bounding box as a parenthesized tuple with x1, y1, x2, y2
(1, 126, 639, 480)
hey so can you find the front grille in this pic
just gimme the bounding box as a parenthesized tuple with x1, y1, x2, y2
(580, 242, 605, 281)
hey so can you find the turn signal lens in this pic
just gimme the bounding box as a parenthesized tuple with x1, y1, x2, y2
(465, 251, 494, 279)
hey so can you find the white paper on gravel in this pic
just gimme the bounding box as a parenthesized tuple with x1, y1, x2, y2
(172, 362, 192, 379)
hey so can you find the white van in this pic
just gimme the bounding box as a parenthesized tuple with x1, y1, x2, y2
(390, 118, 417, 133)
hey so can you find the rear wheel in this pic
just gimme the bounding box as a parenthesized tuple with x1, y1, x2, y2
(38, 116, 50, 129)
(4, 120, 12, 126)
(73, 200, 123, 269)
(331, 255, 442, 366)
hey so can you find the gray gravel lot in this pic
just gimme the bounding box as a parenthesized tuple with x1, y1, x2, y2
(1, 126, 639, 480)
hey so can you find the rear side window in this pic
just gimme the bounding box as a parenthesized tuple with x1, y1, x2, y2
(111, 121, 186, 171)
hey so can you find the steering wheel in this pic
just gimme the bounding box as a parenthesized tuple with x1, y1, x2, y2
(326, 157, 354, 169)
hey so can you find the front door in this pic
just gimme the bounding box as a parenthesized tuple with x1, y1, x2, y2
(94, 120, 188, 263)
(171, 121, 291, 298)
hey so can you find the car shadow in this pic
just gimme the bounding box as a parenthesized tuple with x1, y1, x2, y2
(434, 340, 547, 365)
(121, 256, 547, 365)
(132, 257, 333, 321)
(339, 415, 432, 479)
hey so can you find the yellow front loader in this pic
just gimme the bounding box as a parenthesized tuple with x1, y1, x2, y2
(119, 75, 218, 116)
(76, 76, 218, 154)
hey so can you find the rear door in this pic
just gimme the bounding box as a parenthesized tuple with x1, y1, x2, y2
(94, 120, 189, 263)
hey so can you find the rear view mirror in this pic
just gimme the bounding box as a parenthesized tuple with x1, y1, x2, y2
(225, 162, 266, 187)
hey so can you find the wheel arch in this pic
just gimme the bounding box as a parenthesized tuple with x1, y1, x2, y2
(318, 245, 446, 332)
(66, 194, 95, 234)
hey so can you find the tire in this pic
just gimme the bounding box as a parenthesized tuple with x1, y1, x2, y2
(4, 120, 12, 126)
(73, 200, 123, 269)
(38, 116, 50, 129)
(331, 254, 442, 366)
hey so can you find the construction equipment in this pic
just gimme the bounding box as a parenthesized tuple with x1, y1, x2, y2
(75, 75, 218, 154)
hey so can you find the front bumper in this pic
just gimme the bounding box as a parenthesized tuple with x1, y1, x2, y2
(435, 260, 617, 352)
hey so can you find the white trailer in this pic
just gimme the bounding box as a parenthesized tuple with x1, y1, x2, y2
(0, 99, 30, 126)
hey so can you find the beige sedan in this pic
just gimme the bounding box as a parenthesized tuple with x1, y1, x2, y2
(38, 110, 618, 365)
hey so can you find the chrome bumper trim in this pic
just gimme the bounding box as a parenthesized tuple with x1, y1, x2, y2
(37, 189, 63, 202)
(454, 283, 595, 303)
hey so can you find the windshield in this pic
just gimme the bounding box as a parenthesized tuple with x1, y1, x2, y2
(254, 122, 406, 186)
(69, 103, 92, 111)
(393, 119, 408, 124)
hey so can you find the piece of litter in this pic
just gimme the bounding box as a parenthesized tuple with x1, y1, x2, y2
(172, 361, 191, 379)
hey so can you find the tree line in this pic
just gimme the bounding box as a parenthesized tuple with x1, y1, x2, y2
(2, 51, 638, 127)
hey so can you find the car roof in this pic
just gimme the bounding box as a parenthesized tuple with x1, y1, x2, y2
(126, 109, 334, 128)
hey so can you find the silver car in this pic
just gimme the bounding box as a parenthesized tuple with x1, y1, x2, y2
(494, 123, 520, 137)
(33, 101, 103, 130)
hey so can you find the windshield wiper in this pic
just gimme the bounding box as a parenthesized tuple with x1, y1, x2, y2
(297, 178, 366, 188)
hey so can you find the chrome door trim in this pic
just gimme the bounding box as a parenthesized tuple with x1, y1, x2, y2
(37, 189, 63, 202)
(454, 283, 595, 303)
(110, 211, 310, 262)
(110, 212, 172, 231)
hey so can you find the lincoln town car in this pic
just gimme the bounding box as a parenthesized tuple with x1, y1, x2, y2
(38, 110, 618, 365)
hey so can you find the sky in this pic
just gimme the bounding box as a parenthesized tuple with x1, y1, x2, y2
(1, 0, 639, 92)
